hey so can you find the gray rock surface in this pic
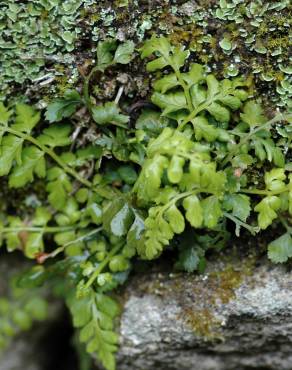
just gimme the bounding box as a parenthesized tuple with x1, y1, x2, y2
(117, 254, 292, 370)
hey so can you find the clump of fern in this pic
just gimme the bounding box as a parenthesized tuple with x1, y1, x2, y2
(0, 36, 291, 370)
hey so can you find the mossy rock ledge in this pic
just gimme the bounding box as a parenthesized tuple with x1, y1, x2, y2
(116, 254, 292, 370)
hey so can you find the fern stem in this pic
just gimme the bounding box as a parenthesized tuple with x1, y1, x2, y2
(50, 227, 103, 258)
(178, 99, 214, 131)
(173, 66, 193, 112)
(240, 188, 287, 196)
(0, 127, 114, 199)
(0, 226, 75, 233)
(162, 52, 193, 112)
(83, 66, 99, 111)
(223, 212, 259, 235)
(85, 242, 124, 289)
(29, 137, 93, 188)
(2, 127, 93, 187)
(158, 189, 201, 217)
(279, 215, 292, 233)
(221, 114, 285, 167)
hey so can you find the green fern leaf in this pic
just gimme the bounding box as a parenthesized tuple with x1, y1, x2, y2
(201, 196, 222, 228)
(207, 102, 230, 122)
(182, 63, 204, 86)
(46, 167, 72, 210)
(92, 102, 129, 127)
(151, 91, 187, 116)
(192, 116, 219, 142)
(9, 146, 46, 188)
(165, 205, 185, 234)
(0, 102, 12, 126)
(153, 73, 179, 93)
(103, 198, 134, 237)
(96, 39, 117, 71)
(268, 233, 292, 263)
(223, 194, 251, 222)
(140, 35, 171, 59)
(25, 233, 44, 259)
(12, 103, 40, 133)
(45, 90, 82, 123)
(0, 135, 24, 176)
(240, 100, 266, 127)
(0, 103, 12, 144)
(4, 217, 24, 252)
(113, 40, 135, 64)
(183, 195, 203, 228)
(37, 124, 72, 147)
(0, 283, 48, 351)
(254, 196, 281, 229)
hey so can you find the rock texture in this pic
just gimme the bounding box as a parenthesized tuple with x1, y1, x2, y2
(117, 254, 292, 370)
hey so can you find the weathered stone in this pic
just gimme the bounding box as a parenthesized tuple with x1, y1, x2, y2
(117, 255, 292, 370)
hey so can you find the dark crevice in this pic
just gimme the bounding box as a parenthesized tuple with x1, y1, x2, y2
(39, 308, 79, 370)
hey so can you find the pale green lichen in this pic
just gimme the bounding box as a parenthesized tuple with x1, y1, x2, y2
(0, 0, 96, 98)
(166, 0, 291, 109)
(212, 0, 291, 108)
(1, 0, 291, 110)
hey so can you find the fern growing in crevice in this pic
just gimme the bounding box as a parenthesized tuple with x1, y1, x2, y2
(0, 36, 291, 370)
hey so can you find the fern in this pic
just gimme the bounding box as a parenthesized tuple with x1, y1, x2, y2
(135, 35, 291, 262)
(0, 36, 291, 370)
(67, 289, 119, 370)
(133, 127, 227, 259)
(141, 35, 248, 127)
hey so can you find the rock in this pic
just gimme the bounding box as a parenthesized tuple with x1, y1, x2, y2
(117, 254, 292, 370)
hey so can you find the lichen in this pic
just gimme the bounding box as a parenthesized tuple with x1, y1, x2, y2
(1, 0, 291, 109)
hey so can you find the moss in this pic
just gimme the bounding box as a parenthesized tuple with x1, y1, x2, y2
(54, 76, 73, 96)
(181, 256, 255, 339)
(208, 266, 247, 304)
(266, 36, 289, 49)
(169, 25, 204, 47)
(184, 308, 219, 338)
